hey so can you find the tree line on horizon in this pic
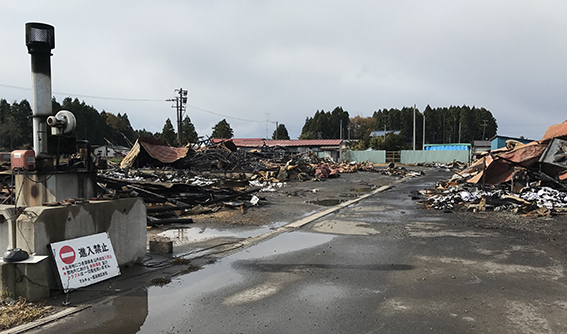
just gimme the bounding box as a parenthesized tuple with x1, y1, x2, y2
(0, 97, 497, 152)
(0, 97, 289, 151)
(0, 97, 144, 151)
(299, 105, 498, 150)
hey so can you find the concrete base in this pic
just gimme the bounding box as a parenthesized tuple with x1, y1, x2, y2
(0, 197, 146, 301)
(14, 171, 97, 207)
(0, 259, 51, 301)
(0, 207, 16, 251)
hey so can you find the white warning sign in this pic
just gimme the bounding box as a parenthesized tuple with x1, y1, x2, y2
(50, 232, 121, 292)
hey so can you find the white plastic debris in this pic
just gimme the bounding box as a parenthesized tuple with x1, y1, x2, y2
(460, 191, 472, 202)
(249, 180, 286, 192)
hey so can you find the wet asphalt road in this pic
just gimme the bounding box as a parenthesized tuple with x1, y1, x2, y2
(29, 169, 567, 333)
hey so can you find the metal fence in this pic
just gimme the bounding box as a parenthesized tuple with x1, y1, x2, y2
(342, 149, 470, 164)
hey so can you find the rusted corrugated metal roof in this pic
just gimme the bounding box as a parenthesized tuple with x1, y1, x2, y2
(121, 137, 188, 168)
(211, 138, 342, 147)
(542, 121, 567, 141)
(140, 138, 188, 163)
(467, 140, 547, 185)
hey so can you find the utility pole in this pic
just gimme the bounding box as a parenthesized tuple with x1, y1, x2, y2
(339, 119, 343, 162)
(413, 105, 416, 150)
(422, 111, 426, 150)
(443, 113, 446, 144)
(275, 121, 278, 140)
(458, 122, 462, 143)
(265, 113, 270, 140)
(481, 119, 488, 140)
(168, 88, 187, 145)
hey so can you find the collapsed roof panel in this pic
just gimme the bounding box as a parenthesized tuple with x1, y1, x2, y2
(120, 137, 189, 169)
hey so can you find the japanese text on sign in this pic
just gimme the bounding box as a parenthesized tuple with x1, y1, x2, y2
(50, 233, 120, 292)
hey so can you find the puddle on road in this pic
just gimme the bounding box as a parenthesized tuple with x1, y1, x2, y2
(307, 199, 346, 206)
(47, 231, 336, 333)
(152, 232, 336, 292)
(134, 231, 336, 332)
(158, 222, 289, 245)
(145, 232, 335, 300)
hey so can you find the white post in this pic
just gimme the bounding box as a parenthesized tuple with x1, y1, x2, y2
(422, 112, 425, 150)
(412, 105, 416, 150)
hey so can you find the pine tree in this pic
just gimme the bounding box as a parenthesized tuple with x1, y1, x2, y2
(159, 118, 179, 146)
(181, 115, 198, 144)
(272, 124, 290, 140)
(211, 119, 234, 138)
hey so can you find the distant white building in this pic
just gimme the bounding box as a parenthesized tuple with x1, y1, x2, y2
(369, 130, 401, 137)
(93, 145, 116, 158)
(93, 145, 130, 158)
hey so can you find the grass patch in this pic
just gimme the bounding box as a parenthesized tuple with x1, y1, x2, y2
(0, 298, 52, 330)
(171, 257, 191, 265)
(179, 264, 202, 275)
(151, 277, 171, 286)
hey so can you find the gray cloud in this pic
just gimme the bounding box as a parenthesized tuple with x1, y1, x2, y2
(1, 0, 566, 140)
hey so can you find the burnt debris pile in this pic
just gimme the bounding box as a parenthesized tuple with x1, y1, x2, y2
(95, 137, 424, 225)
(420, 122, 567, 217)
(0, 136, 424, 223)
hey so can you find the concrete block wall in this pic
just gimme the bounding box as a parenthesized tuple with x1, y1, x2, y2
(0, 197, 146, 301)
(0, 206, 16, 253)
(16, 197, 147, 265)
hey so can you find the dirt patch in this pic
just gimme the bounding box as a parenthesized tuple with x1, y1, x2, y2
(150, 277, 171, 286)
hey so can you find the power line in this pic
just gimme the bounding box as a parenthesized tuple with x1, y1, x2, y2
(1, 82, 262, 123)
(187, 104, 262, 123)
(0, 83, 164, 102)
(0, 83, 29, 91)
(53, 92, 164, 102)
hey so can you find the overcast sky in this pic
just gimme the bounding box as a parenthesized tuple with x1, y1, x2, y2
(1, 1, 566, 140)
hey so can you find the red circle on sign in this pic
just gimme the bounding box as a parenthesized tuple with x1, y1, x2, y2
(59, 245, 76, 265)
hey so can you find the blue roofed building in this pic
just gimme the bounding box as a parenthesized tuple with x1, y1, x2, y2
(490, 135, 535, 150)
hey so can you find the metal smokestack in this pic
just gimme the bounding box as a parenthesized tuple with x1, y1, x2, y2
(25, 22, 55, 158)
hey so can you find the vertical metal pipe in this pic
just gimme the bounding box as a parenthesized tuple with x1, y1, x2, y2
(26, 23, 55, 158)
(31, 53, 52, 156)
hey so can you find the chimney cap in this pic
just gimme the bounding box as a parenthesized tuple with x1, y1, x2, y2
(25, 22, 55, 53)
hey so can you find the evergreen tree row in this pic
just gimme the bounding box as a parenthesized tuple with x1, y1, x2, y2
(299, 106, 350, 140)
(0, 97, 203, 151)
(298, 105, 497, 150)
(372, 105, 497, 145)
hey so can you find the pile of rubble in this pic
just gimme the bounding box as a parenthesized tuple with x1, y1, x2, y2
(420, 182, 567, 217)
(98, 171, 264, 225)
(117, 137, 423, 182)
(119, 138, 334, 182)
(0, 136, 425, 223)
(420, 121, 567, 217)
(95, 137, 426, 225)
